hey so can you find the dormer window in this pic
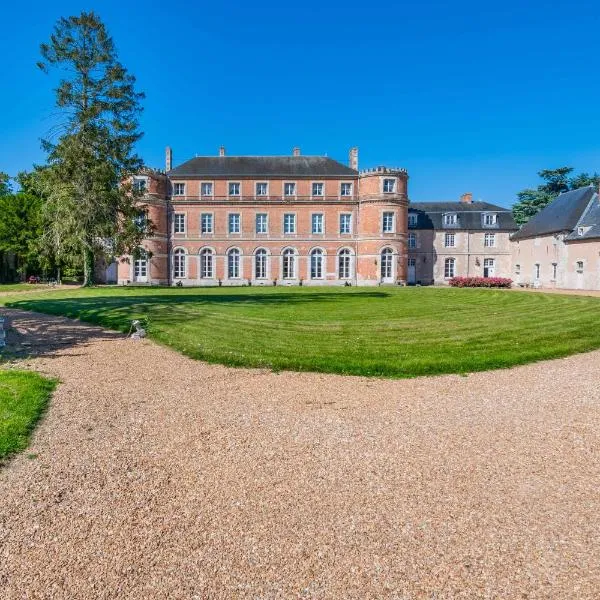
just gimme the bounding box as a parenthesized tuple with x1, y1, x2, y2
(408, 213, 417, 227)
(383, 178, 396, 193)
(577, 226, 585, 236)
(483, 213, 497, 226)
(443, 213, 457, 226)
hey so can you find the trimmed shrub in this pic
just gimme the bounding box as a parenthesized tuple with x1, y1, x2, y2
(448, 276, 512, 288)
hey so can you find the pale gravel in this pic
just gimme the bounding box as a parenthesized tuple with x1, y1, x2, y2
(0, 308, 599, 599)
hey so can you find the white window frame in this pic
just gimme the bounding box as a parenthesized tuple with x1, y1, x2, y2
(255, 213, 268, 234)
(534, 263, 540, 279)
(483, 213, 497, 226)
(283, 213, 296, 235)
(444, 257, 456, 279)
(444, 233, 455, 248)
(408, 232, 417, 249)
(200, 212, 213, 235)
(200, 181, 214, 197)
(282, 248, 297, 279)
(408, 213, 417, 227)
(380, 248, 394, 279)
(254, 248, 268, 279)
(484, 232, 496, 247)
(338, 248, 352, 279)
(312, 182, 324, 197)
(228, 213, 241, 234)
(133, 176, 148, 193)
(228, 181, 241, 197)
(577, 227, 585, 236)
(339, 213, 352, 235)
(311, 213, 324, 235)
(173, 213, 186, 234)
(227, 248, 241, 279)
(340, 182, 353, 197)
(382, 212, 395, 233)
(255, 182, 268, 197)
(551, 263, 557, 280)
(173, 182, 186, 196)
(173, 248, 187, 279)
(284, 182, 297, 197)
(382, 178, 396, 193)
(200, 248, 214, 279)
(310, 248, 324, 279)
(576, 260, 584, 273)
(443, 213, 457, 226)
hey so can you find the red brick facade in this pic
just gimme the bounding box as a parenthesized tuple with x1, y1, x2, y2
(118, 149, 408, 286)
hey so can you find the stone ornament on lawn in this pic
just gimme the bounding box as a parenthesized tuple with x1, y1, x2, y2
(129, 319, 146, 340)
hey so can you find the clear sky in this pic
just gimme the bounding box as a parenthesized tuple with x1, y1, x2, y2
(2, 0, 599, 207)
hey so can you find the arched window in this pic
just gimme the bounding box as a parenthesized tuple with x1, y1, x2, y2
(173, 248, 186, 279)
(255, 248, 267, 279)
(200, 248, 214, 279)
(282, 248, 296, 279)
(380, 248, 393, 279)
(310, 249, 323, 279)
(134, 248, 148, 280)
(338, 248, 351, 279)
(444, 257, 456, 279)
(228, 248, 240, 279)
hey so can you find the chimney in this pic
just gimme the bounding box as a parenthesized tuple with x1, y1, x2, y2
(349, 147, 358, 170)
(165, 146, 172, 171)
(460, 192, 473, 204)
(219, 145, 226, 157)
(292, 147, 301, 156)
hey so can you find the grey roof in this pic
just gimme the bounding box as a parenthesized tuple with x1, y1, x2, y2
(408, 201, 518, 231)
(511, 186, 598, 241)
(565, 189, 600, 241)
(167, 156, 357, 178)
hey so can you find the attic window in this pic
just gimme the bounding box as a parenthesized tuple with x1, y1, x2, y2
(408, 213, 417, 227)
(577, 227, 585, 236)
(443, 213, 457, 226)
(483, 213, 497, 226)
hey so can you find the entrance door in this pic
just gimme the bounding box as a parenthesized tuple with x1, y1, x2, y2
(408, 258, 416, 284)
(134, 252, 148, 283)
(483, 258, 495, 278)
(380, 248, 394, 283)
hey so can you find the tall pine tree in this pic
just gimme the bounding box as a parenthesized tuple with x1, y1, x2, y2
(38, 12, 149, 285)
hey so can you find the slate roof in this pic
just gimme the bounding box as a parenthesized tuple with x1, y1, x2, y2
(511, 186, 598, 241)
(565, 188, 600, 241)
(408, 201, 518, 231)
(167, 156, 358, 178)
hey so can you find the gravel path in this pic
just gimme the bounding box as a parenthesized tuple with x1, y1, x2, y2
(1, 308, 599, 599)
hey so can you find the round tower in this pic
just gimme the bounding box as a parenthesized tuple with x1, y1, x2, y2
(356, 166, 409, 285)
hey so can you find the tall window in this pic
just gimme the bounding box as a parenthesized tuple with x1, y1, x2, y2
(338, 249, 351, 279)
(134, 249, 148, 279)
(340, 182, 352, 196)
(173, 249, 186, 279)
(256, 213, 268, 234)
(408, 213, 417, 227)
(383, 178, 396, 193)
(256, 182, 268, 196)
(228, 213, 241, 234)
(174, 213, 186, 234)
(282, 249, 296, 279)
(283, 213, 296, 234)
(284, 182, 296, 196)
(534, 264, 540, 279)
(310, 249, 323, 279)
(382, 212, 395, 233)
(201, 213, 213, 234)
(312, 182, 324, 196)
(444, 257, 455, 278)
(201, 182, 213, 196)
(173, 183, 185, 196)
(339, 214, 352, 234)
(312, 213, 324, 234)
(484, 233, 496, 247)
(200, 248, 214, 278)
(228, 249, 240, 278)
(552, 263, 557, 280)
(255, 249, 267, 279)
(444, 233, 455, 248)
(408, 233, 416, 249)
(380, 248, 393, 279)
(228, 182, 240, 196)
(443, 213, 457, 226)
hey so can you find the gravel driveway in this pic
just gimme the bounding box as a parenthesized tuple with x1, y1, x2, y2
(1, 308, 599, 599)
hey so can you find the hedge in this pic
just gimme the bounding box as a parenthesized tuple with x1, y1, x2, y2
(448, 276, 512, 288)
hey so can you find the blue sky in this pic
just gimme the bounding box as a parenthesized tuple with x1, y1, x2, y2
(2, 0, 599, 207)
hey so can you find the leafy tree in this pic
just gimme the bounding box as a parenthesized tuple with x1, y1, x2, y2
(513, 167, 600, 226)
(0, 172, 11, 196)
(37, 11, 149, 285)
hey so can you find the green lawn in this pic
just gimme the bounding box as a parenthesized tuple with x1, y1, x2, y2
(3, 285, 600, 378)
(0, 283, 50, 293)
(0, 370, 57, 460)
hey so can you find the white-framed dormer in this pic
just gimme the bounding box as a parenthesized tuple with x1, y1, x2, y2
(482, 212, 498, 227)
(200, 181, 214, 199)
(408, 212, 418, 227)
(443, 212, 458, 227)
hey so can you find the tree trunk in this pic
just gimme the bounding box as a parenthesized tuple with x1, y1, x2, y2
(82, 247, 95, 286)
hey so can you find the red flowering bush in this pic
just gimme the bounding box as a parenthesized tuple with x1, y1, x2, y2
(448, 276, 512, 288)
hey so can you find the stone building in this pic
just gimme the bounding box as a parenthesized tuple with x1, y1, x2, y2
(407, 194, 518, 284)
(118, 147, 409, 286)
(511, 186, 600, 290)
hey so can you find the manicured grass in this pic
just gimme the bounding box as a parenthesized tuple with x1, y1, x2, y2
(0, 370, 57, 460)
(3, 285, 600, 378)
(0, 283, 49, 293)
